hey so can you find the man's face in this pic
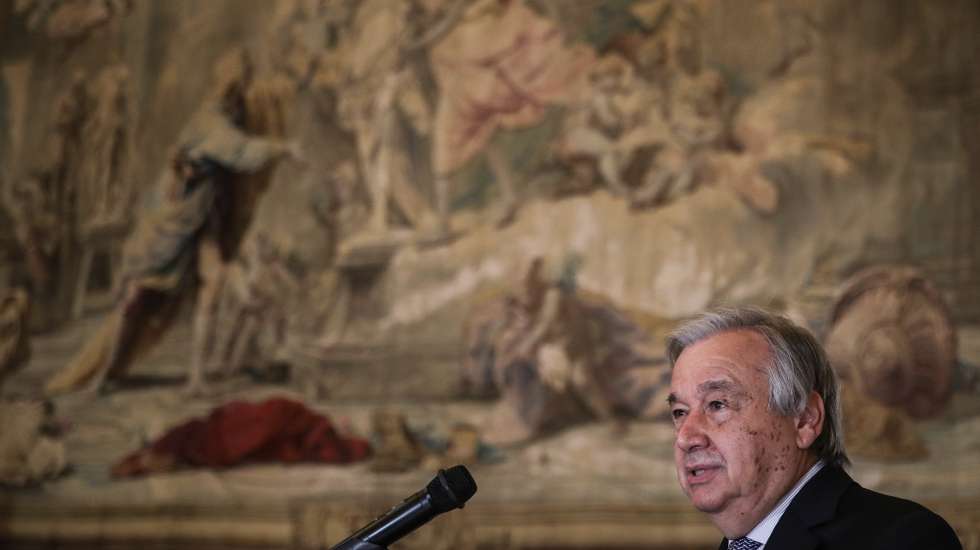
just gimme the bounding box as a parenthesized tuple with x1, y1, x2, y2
(668, 330, 812, 533)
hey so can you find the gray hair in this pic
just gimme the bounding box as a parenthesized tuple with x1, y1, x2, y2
(666, 306, 849, 466)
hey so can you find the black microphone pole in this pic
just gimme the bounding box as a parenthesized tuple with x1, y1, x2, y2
(331, 539, 386, 550)
(329, 465, 478, 550)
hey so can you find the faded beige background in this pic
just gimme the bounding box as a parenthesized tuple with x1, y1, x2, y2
(1, 0, 978, 548)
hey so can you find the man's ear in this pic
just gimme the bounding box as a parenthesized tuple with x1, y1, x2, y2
(795, 391, 825, 450)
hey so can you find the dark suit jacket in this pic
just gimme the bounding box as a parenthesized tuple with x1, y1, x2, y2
(717, 465, 961, 550)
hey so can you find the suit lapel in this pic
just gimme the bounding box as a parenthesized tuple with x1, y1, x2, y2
(765, 465, 854, 550)
(765, 508, 821, 550)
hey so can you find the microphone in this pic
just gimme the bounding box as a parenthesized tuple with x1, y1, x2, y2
(329, 465, 478, 550)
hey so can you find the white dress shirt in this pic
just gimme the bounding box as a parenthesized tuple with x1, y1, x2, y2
(729, 460, 826, 549)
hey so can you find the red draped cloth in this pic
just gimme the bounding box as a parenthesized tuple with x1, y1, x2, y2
(139, 397, 371, 468)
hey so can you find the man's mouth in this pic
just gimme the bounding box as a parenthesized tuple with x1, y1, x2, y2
(685, 464, 722, 485)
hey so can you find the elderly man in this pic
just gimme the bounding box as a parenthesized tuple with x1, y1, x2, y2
(666, 307, 960, 549)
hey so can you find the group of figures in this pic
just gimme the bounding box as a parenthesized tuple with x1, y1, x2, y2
(0, 0, 974, 487)
(462, 256, 672, 445)
(271, 0, 779, 241)
(0, 0, 869, 392)
(3, 0, 759, 397)
(461, 258, 968, 455)
(41, 49, 303, 396)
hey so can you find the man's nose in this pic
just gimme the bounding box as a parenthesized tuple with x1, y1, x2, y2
(675, 409, 709, 452)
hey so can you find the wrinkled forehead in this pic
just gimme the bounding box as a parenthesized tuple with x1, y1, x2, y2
(668, 330, 773, 398)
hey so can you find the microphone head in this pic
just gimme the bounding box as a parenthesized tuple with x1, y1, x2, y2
(426, 465, 477, 513)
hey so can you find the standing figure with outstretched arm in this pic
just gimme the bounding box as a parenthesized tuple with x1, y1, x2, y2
(47, 49, 301, 396)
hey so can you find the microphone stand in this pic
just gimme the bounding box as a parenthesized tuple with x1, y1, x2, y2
(327, 466, 477, 550)
(329, 539, 387, 550)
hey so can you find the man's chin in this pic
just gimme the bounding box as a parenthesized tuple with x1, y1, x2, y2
(693, 500, 726, 514)
(688, 489, 728, 514)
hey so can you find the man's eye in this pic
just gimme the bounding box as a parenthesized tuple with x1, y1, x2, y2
(708, 400, 727, 411)
(671, 409, 687, 420)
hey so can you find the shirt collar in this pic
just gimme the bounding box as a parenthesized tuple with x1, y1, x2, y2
(731, 460, 826, 549)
